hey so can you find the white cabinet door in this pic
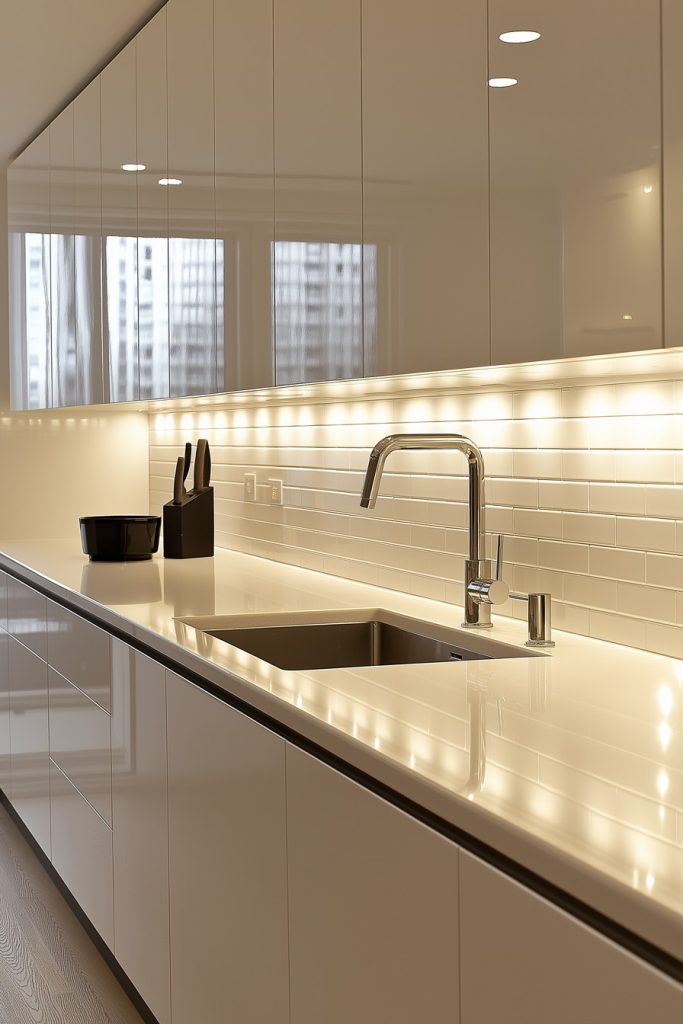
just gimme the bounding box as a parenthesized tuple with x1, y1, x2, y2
(214, 0, 274, 391)
(286, 746, 460, 1024)
(361, 0, 489, 378)
(101, 43, 139, 403)
(166, 672, 289, 1024)
(167, 0, 217, 398)
(7, 634, 50, 857)
(460, 852, 683, 1024)
(111, 641, 170, 1024)
(49, 103, 78, 407)
(136, 7, 170, 401)
(273, 0, 363, 386)
(50, 761, 114, 949)
(0, 628, 9, 797)
(488, 1, 662, 364)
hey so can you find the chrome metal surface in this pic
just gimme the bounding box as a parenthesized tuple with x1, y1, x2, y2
(510, 591, 555, 648)
(359, 434, 507, 628)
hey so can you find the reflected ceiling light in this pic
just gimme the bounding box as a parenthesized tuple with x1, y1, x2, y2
(488, 77, 518, 88)
(159, 177, 183, 186)
(499, 30, 540, 44)
(643, 185, 653, 194)
(121, 163, 145, 172)
(622, 314, 633, 320)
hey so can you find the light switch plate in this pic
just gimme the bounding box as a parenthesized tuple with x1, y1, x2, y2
(267, 478, 283, 505)
(244, 473, 256, 501)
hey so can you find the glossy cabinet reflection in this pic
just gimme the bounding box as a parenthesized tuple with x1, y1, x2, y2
(111, 642, 170, 1024)
(214, 0, 274, 390)
(8, 635, 50, 857)
(74, 79, 104, 405)
(167, 0, 218, 397)
(286, 746, 460, 1024)
(362, 0, 489, 376)
(137, 8, 170, 400)
(50, 761, 114, 949)
(460, 852, 683, 1022)
(166, 671, 289, 1023)
(101, 44, 139, 402)
(488, 1, 662, 363)
(50, 104, 78, 406)
(273, 0, 363, 385)
(0, 573, 9, 796)
(663, 0, 683, 347)
(8, 138, 53, 410)
(6, 0, 678, 408)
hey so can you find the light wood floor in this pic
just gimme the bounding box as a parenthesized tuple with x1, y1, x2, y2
(0, 802, 145, 1024)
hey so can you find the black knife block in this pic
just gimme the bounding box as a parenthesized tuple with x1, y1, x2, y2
(163, 488, 214, 559)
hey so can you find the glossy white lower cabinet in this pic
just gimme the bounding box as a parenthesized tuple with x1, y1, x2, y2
(49, 761, 114, 949)
(46, 600, 111, 711)
(166, 671, 289, 1024)
(285, 746, 460, 1024)
(8, 634, 50, 857)
(0, 628, 10, 796)
(111, 641, 170, 1024)
(459, 852, 683, 1023)
(48, 667, 112, 824)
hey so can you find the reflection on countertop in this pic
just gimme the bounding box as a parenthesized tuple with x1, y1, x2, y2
(0, 538, 681, 962)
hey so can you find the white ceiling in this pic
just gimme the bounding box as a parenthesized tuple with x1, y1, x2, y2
(0, 0, 165, 166)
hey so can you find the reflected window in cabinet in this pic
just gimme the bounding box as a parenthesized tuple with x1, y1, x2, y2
(104, 236, 224, 401)
(9, 231, 51, 409)
(272, 240, 376, 385)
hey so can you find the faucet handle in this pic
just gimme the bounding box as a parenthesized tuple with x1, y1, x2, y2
(494, 534, 505, 581)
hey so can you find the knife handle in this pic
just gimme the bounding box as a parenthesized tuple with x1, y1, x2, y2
(193, 438, 208, 493)
(203, 442, 211, 489)
(173, 456, 184, 505)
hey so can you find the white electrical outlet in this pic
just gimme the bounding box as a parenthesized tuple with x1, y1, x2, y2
(267, 478, 283, 505)
(244, 473, 256, 501)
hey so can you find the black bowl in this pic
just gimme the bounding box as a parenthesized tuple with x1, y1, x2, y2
(80, 515, 161, 562)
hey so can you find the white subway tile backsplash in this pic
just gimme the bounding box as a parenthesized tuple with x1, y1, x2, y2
(150, 373, 683, 660)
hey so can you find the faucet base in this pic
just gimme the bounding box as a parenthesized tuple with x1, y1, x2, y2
(461, 621, 494, 630)
(525, 638, 555, 648)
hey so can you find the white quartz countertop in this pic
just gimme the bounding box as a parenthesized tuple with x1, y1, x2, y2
(0, 539, 681, 964)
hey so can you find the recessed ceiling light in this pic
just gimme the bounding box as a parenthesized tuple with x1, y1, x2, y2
(121, 163, 146, 172)
(499, 30, 541, 44)
(643, 185, 653, 194)
(158, 177, 183, 186)
(488, 77, 518, 88)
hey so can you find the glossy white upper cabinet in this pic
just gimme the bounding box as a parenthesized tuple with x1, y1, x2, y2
(362, 0, 489, 376)
(74, 79, 104, 405)
(489, 1, 662, 364)
(50, 104, 78, 406)
(101, 44, 139, 402)
(273, 0, 363, 385)
(460, 852, 683, 1023)
(663, 0, 683, 347)
(167, 0, 218, 398)
(8, 131, 52, 410)
(137, 8, 170, 401)
(214, 0, 275, 391)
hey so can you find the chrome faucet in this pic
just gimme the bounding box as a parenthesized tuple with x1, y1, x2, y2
(359, 433, 509, 629)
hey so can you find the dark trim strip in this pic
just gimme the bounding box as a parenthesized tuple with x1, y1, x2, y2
(0, 792, 159, 1024)
(3, 563, 683, 984)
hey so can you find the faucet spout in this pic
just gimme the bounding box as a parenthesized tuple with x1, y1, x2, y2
(359, 433, 485, 562)
(359, 432, 507, 628)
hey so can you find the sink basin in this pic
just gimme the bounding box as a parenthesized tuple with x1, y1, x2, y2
(179, 609, 541, 671)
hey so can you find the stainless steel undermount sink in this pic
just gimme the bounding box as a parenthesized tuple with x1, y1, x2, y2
(178, 609, 543, 671)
